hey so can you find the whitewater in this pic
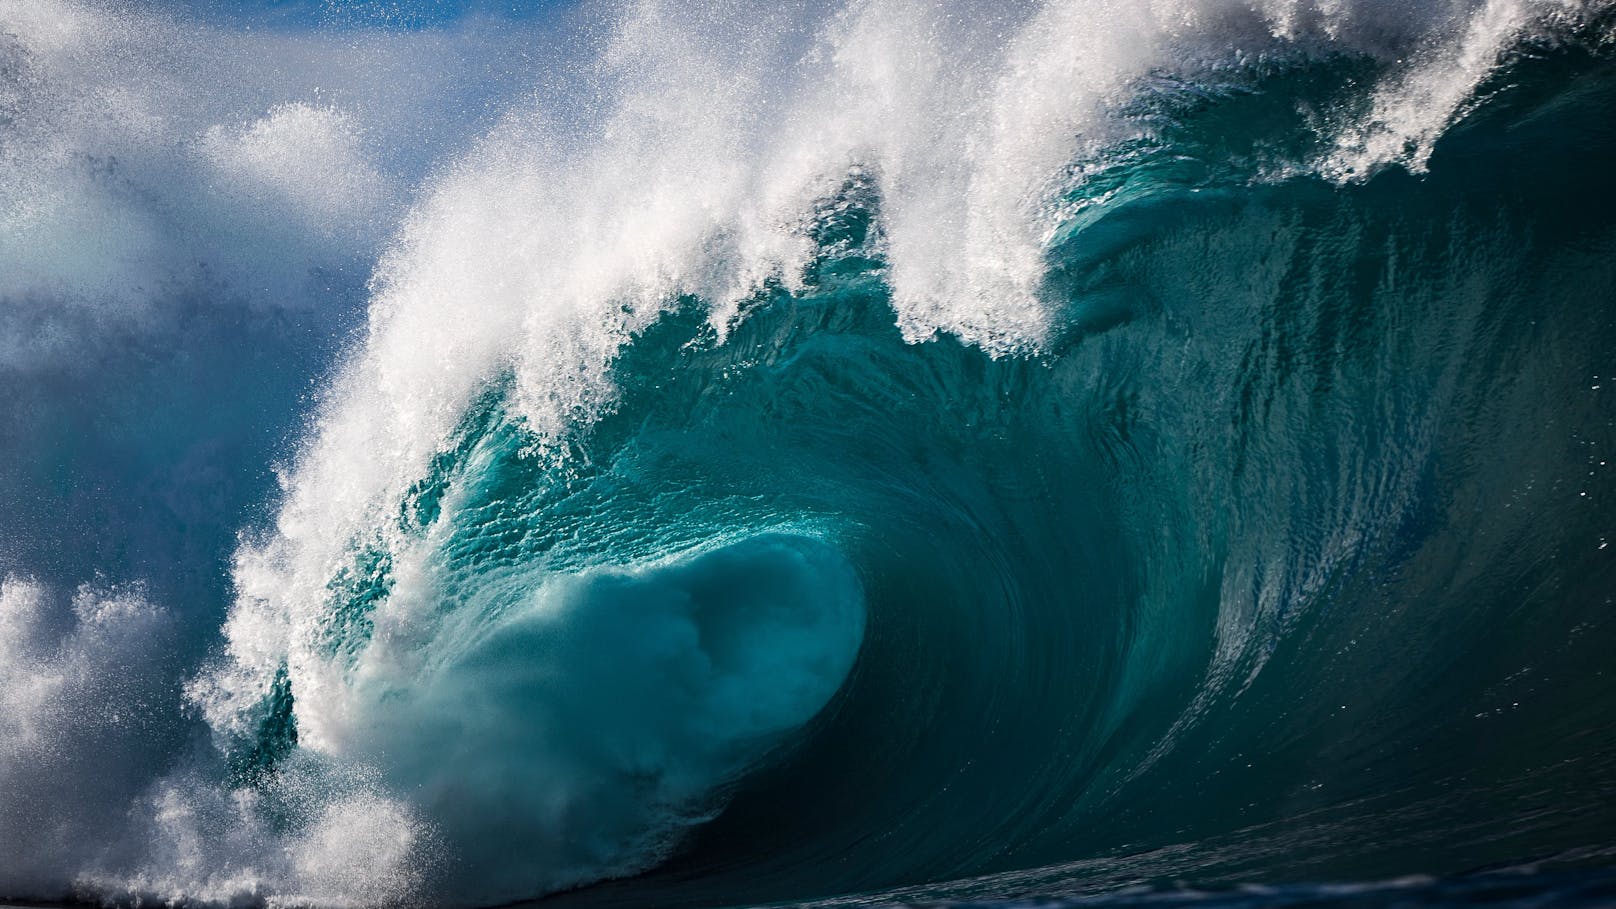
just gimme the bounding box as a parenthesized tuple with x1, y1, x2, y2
(2, 0, 1615, 906)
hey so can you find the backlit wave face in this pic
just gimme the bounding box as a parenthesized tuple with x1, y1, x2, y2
(2, 0, 1615, 907)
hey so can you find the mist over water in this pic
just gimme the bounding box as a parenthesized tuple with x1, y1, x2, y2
(2, 0, 1615, 907)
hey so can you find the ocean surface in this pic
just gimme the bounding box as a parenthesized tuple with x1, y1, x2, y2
(1, 1, 1614, 908)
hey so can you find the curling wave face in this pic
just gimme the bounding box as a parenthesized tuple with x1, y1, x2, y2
(2, 0, 1616, 906)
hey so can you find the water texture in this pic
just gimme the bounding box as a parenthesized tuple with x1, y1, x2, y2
(0, 1, 1613, 907)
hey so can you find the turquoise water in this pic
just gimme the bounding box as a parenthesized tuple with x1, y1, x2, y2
(1, 1, 1614, 907)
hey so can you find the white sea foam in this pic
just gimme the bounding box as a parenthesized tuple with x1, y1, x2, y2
(0, 576, 175, 897)
(0, 574, 430, 906)
(1325, 0, 1593, 178)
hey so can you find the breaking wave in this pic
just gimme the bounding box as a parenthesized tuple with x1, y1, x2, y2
(2, 0, 1615, 906)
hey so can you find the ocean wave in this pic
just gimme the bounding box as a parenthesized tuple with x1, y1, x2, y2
(1, 1, 1614, 906)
